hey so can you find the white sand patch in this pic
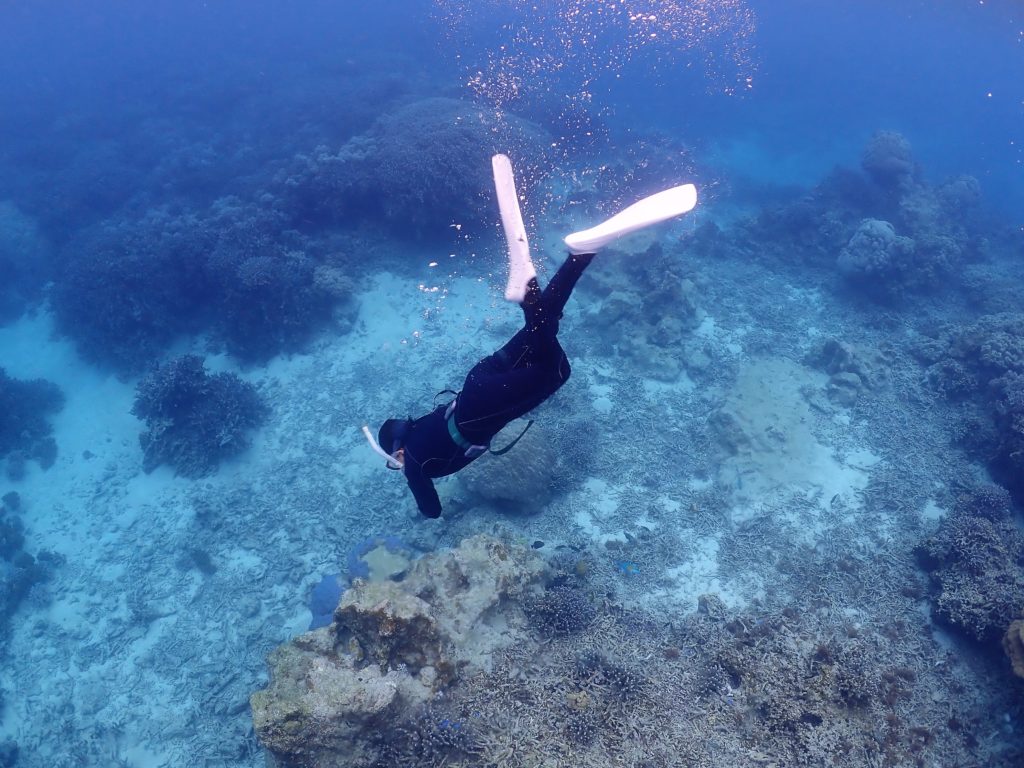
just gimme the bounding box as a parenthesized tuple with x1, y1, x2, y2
(714, 357, 879, 537)
(920, 499, 946, 525)
(652, 534, 754, 610)
(588, 382, 614, 414)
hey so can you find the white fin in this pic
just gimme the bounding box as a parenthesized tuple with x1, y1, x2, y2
(564, 183, 698, 255)
(492, 154, 537, 302)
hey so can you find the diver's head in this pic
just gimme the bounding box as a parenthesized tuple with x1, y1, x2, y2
(378, 418, 411, 468)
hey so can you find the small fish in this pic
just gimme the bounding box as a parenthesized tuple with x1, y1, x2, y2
(531, 540, 544, 549)
(616, 560, 641, 576)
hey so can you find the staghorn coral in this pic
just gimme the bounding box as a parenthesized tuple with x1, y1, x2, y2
(954, 482, 1014, 522)
(523, 583, 597, 637)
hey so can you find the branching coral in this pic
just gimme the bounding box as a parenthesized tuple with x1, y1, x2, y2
(0, 368, 64, 479)
(523, 583, 597, 636)
(132, 355, 267, 477)
(917, 510, 1024, 642)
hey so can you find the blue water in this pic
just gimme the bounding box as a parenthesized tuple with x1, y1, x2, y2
(1, 1, 1023, 766)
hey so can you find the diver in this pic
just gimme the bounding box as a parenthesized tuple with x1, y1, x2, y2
(363, 154, 697, 518)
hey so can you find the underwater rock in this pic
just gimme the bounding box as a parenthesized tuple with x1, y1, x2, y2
(809, 338, 883, 391)
(250, 629, 406, 765)
(335, 580, 447, 676)
(252, 535, 545, 766)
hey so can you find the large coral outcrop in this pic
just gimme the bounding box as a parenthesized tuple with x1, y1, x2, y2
(861, 130, 917, 189)
(457, 422, 561, 512)
(917, 510, 1024, 642)
(251, 535, 545, 767)
(837, 218, 917, 293)
(277, 97, 551, 237)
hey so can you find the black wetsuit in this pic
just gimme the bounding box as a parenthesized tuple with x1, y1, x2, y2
(400, 252, 594, 518)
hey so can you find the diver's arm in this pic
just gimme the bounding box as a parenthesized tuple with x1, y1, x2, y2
(406, 470, 442, 519)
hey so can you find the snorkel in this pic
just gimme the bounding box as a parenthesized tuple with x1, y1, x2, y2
(361, 425, 404, 470)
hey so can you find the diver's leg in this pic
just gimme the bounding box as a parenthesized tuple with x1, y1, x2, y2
(538, 252, 595, 321)
(517, 251, 595, 337)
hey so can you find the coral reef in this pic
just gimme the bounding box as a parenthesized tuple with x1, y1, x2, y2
(132, 355, 267, 477)
(0, 368, 63, 481)
(582, 242, 705, 381)
(51, 200, 354, 370)
(252, 534, 1019, 768)
(917, 314, 1024, 502)
(837, 218, 918, 291)
(457, 422, 561, 512)
(51, 208, 214, 371)
(251, 535, 545, 766)
(696, 131, 979, 304)
(917, 510, 1024, 642)
(276, 97, 551, 237)
(0, 201, 50, 323)
(202, 198, 343, 362)
(861, 130, 917, 189)
(990, 372, 1024, 498)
